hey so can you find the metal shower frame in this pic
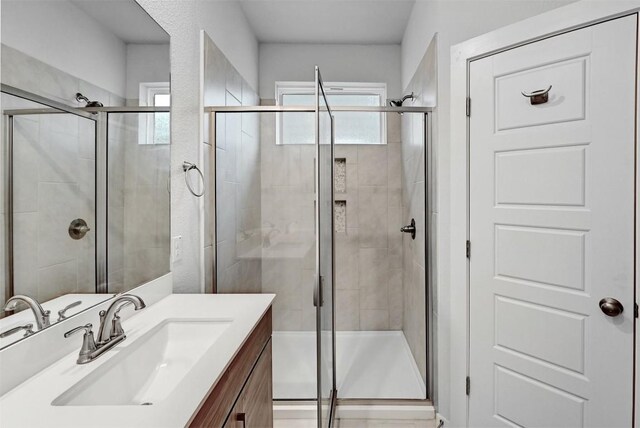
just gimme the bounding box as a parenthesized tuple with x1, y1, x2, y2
(2, 84, 170, 302)
(205, 81, 435, 422)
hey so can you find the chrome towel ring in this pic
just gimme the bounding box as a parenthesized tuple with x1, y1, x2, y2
(182, 161, 204, 197)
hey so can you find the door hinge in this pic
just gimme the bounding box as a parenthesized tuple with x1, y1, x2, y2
(635, 303, 638, 318)
(466, 97, 471, 117)
(466, 240, 471, 259)
(466, 376, 470, 395)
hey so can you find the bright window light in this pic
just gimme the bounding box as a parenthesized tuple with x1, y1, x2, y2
(276, 82, 387, 145)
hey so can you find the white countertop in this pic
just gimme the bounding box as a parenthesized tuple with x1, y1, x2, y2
(0, 293, 275, 428)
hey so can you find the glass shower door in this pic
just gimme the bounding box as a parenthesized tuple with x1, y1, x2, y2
(315, 67, 335, 427)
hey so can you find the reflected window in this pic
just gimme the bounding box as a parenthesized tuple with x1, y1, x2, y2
(139, 82, 170, 145)
(276, 82, 386, 145)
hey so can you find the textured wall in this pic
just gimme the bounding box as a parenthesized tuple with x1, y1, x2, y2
(135, 0, 259, 293)
(202, 34, 261, 296)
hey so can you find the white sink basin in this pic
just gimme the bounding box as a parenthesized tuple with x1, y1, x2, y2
(52, 318, 232, 406)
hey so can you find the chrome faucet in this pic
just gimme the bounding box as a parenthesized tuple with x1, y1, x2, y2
(3, 295, 51, 330)
(96, 294, 145, 344)
(64, 294, 145, 364)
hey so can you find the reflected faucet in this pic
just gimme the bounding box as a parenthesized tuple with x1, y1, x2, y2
(3, 295, 51, 330)
(263, 228, 281, 248)
(0, 323, 34, 339)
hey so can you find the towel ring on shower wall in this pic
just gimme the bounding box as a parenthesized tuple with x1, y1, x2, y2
(182, 161, 205, 197)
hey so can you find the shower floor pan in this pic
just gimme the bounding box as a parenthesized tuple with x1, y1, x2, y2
(272, 330, 426, 400)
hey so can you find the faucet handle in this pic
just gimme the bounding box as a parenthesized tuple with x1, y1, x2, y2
(64, 323, 97, 364)
(58, 301, 82, 321)
(0, 323, 34, 338)
(109, 301, 133, 339)
(64, 323, 93, 338)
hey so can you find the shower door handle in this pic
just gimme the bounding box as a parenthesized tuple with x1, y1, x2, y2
(313, 276, 324, 307)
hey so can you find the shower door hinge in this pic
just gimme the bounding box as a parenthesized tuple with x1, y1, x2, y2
(466, 97, 471, 117)
(466, 376, 470, 395)
(466, 240, 471, 259)
(635, 303, 638, 318)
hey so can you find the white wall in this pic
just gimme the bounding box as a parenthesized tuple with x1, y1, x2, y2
(135, 0, 259, 293)
(259, 43, 402, 99)
(1, 0, 127, 97)
(125, 44, 171, 101)
(400, 0, 578, 421)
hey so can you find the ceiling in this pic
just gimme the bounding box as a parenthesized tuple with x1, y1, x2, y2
(240, 0, 416, 44)
(70, 0, 169, 44)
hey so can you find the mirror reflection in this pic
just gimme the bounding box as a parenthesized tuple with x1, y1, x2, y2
(0, 0, 171, 349)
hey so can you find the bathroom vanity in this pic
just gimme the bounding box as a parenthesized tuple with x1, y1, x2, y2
(0, 290, 275, 428)
(190, 306, 273, 427)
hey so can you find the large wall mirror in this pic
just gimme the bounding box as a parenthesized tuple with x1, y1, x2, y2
(0, 0, 171, 349)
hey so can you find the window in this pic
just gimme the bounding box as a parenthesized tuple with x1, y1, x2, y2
(276, 82, 387, 145)
(139, 82, 170, 145)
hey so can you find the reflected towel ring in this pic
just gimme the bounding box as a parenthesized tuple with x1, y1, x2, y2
(182, 161, 204, 197)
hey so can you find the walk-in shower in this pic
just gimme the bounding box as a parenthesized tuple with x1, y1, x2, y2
(1, 84, 170, 334)
(205, 63, 432, 426)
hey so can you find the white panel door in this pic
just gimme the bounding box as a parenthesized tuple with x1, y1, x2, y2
(469, 15, 637, 428)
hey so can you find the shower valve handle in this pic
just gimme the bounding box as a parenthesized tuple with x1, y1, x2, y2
(401, 218, 416, 240)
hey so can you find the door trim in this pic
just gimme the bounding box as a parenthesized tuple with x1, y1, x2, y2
(450, 2, 640, 426)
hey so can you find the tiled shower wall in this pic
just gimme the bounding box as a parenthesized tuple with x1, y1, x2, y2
(259, 109, 403, 332)
(259, 108, 317, 331)
(401, 111, 427, 384)
(1, 45, 124, 306)
(203, 34, 262, 295)
(1, 45, 169, 305)
(400, 44, 436, 385)
(108, 114, 171, 293)
(333, 113, 403, 331)
(8, 106, 96, 304)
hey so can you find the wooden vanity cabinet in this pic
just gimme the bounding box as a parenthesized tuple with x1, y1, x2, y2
(223, 341, 273, 428)
(189, 308, 273, 428)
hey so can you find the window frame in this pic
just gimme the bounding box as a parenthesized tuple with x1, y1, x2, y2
(275, 81, 387, 145)
(138, 81, 170, 145)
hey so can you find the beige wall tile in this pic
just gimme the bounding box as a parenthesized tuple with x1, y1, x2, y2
(360, 309, 389, 330)
(358, 146, 387, 186)
(336, 289, 360, 330)
(358, 187, 388, 249)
